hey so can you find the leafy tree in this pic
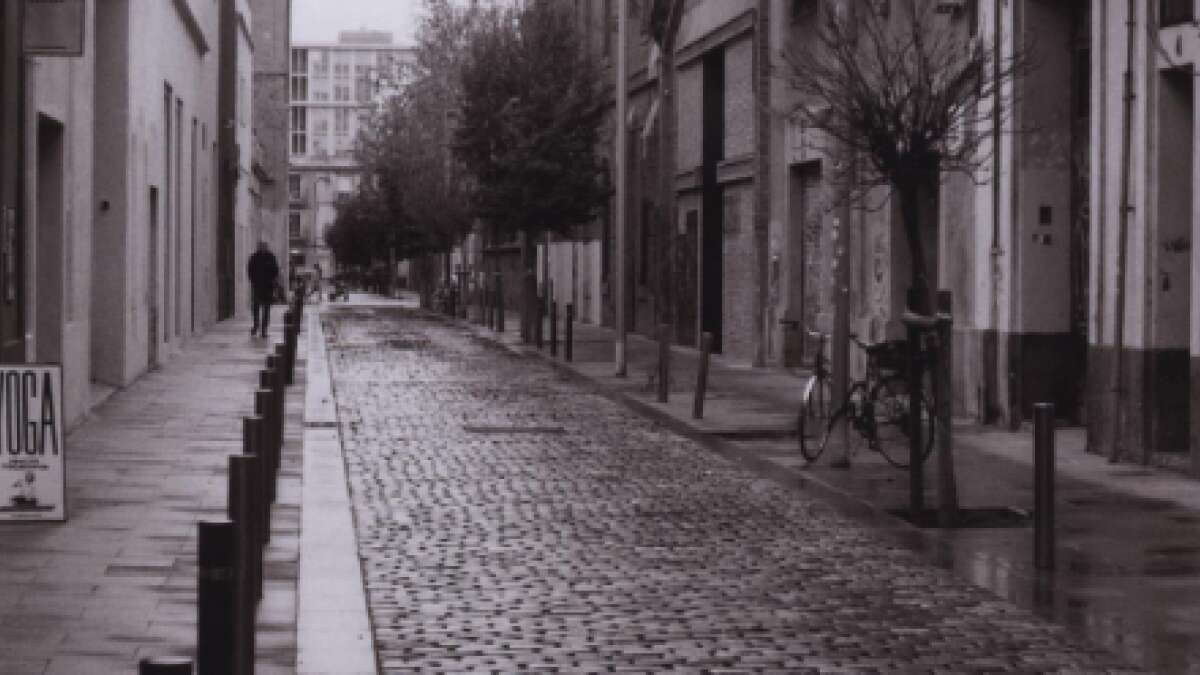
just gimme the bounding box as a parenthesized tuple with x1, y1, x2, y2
(454, 0, 609, 258)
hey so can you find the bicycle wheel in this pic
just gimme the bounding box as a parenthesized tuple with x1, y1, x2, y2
(818, 383, 870, 465)
(870, 375, 935, 468)
(797, 375, 834, 462)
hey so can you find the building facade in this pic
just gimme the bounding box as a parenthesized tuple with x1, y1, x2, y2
(287, 32, 413, 280)
(0, 0, 262, 428)
(250, 0, 293, 289)
(548, 0, 1167, 465)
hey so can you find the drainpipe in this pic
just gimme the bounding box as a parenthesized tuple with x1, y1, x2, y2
(1110, 0, 1136, 462)
(615, 0, 628, 377)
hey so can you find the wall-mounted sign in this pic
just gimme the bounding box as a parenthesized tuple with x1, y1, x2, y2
(0, 365, 65, 521)
(24, 0, 85, 57)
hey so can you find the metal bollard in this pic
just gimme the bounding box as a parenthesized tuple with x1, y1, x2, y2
(906, 288, 925, 517)
(693, 332, 713, 419)
(197, 520, 237, 675)
(565, 304, 574, 362)
(254, 388, 277, 500)
(535, 295, 544, 349)
(1034, 402, 1056, 571)
(139, 658, 194, 674)
(550, 302, 558, 357)
(495, 274, 505, 333)
(271, 345, 286, 446)
(243, 416, 270, 547)
(227, 455, 258, 675)
(657, 323, 670, 403)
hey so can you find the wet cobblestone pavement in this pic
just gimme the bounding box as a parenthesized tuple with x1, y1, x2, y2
(324, 307, 1140, 674)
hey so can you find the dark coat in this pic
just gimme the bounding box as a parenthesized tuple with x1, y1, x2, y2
(247, 249, 280, 297)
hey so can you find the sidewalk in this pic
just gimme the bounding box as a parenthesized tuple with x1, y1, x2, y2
(453, 303, 1200, 674)
(0, 313, 301, 674)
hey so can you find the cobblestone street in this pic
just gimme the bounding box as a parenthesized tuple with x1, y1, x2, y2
(324, 307, 1139, 674)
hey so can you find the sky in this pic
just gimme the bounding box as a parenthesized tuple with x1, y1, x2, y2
(292, 0, 424, 46)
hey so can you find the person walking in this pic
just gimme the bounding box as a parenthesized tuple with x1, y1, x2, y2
(247, 241, 280, 338)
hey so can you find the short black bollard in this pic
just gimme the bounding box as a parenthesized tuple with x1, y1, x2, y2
(693, 332, 713, 419)
(254, 388, 277, 500)
(495, 274, 505, 333)
(550, 302, 558, 357)
(139, 658, 193, 674)
(197, 520, 236, 675)
(1034, 402, 1056, 571)
(565, 304, 574, 362)
(657, 323, 670, 403)
(243, 416, 270, 547)
(227, 455, 258, 675)
(534, 295, 544, 350)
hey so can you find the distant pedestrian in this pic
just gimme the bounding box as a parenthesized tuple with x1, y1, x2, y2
(247, 241, 280, 338)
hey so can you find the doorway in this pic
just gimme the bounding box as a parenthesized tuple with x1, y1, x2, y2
(35, 117, 64, 365)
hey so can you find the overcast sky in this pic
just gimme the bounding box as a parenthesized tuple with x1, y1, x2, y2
(292, 0, 423, 46)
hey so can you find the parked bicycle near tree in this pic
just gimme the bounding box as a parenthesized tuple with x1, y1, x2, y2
(797, 331, 934, 468)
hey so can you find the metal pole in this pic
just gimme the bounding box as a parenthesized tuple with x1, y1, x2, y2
(565, 304, 574, 362)
(1034, 402, 1056, 571)
(550, 301, 558, 357)
(243, 416, 269, 550)
(614, 0, 628, 377)
(936, 290, 958, 526)
(227, 455, 258, 675)
(495, 273, 505, 333)
(907, 288, 925, 518)
(657, 323, 670, 403)
(693, 332, 713, 419)
(197, 520, 236, 675)
(254, 389, 276, 504)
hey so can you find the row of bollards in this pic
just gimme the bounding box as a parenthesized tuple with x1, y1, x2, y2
(140, 286, 306, 675)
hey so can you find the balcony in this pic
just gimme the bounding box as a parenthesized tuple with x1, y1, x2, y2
(1162, 0, 1194, 27)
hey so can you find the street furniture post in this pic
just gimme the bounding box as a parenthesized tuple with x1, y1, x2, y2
(903, 288, 927, 518)
(1034, 402, 1056, 571)
(197, 520, 236, 675)
(550, 302, 558, 357)
(657, 323, 670, 403)
(254, 388, 276, 503)
(227, 455, 258, 675)
(495, 273, 505, 333)
(693, 332, 713, 419)
(565, 304, 574, 362)
(935, 290, 958, 525)
(243, 416, 269, 548)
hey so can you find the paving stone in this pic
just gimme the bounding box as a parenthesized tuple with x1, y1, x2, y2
(325, 308, 1144, 674)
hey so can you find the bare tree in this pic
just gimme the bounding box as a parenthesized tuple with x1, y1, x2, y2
(782, 0, 1027, 308)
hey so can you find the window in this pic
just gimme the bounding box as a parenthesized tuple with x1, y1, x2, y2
(289, 212, 302, 239)
(290, 75, 308, 101)
(314, 117, 329, 137)
(334, 84, 351, 102)
(1162, 0, 1194, 27)
(290, 107, 307, 155)
(291, 48, 308, 73)
(335, 109, 350, 136)
(288, 173, 301, 200)
(356, 77, 372, 103)
(311, 50, 329, 77)
(334, 62, 351, 80)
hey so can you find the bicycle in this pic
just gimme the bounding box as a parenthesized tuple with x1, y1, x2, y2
(797, 332, 934, 468)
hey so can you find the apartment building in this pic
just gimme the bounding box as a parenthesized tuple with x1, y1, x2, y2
(287, 31, 414, 280)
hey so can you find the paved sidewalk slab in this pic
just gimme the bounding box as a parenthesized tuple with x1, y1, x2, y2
(0, 315, 300, 674)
